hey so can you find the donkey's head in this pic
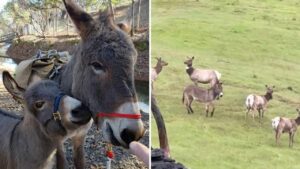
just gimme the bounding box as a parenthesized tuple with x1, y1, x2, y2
(63, 0, 144, 147)
(3, 71, 91, 139)
(184, 56, 194, 67)
(155, 57, 168, 67)
(214, 81, 223, 99)
(265, 85, 275, 100)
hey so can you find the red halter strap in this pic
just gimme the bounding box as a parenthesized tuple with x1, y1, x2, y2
(96, 112, 142, 119)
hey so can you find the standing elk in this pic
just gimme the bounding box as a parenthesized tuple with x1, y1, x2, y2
(9, 0, 145, 168)
(182, 81, 223, 117)
(184, 56, 221, 87)
(272, 109, 300, 147)
(245, 85, 275, 120)
(0, 71, 92, 169)
(151, 57, 168, 82)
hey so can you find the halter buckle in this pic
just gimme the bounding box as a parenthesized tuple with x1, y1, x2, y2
(53, 112, 61, 121)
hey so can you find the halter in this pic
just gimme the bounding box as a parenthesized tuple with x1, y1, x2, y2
(53, 93, 65, 121)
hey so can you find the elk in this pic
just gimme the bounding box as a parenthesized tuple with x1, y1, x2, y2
(151, 57, 168, 82)
(272, 109, 300, 147)
(245, 85, 275, 120)
(182, 81, 223, 117)
(0, 71, 92, 169)
(184, 56, 221, 87)
(9, 0, 145, 168)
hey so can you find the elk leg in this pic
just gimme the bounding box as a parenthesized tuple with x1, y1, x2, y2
(291, 132, 295, 147)
(205, 104, 209, 117)
(245, 108, 249, 120)
(56, 144, 67, 169)
(289, 133, 292, 147)
(276, 130, 281, 145)
(189, 106, 194, 114)
(188, 99, 194, 114)
(258, 109, 262, 122)
(210, 103, 215, 117)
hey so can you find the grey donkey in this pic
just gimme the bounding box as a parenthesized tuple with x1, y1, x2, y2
(0, 71, 92, 169)
(182, 81, 223, 117)
(9, 0, 146, 168)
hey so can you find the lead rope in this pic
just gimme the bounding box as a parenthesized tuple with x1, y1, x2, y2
(106, 144, 114, 169)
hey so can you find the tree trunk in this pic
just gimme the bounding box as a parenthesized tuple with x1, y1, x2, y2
(108, 0, 115, 22)
(151, 94, 170, 158)
(137, 0, 141, 29)
(131, 0, 135, 36)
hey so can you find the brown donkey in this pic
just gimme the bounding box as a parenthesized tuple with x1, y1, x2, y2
(8, 0, 145, 168)
(184, 56, 221, 87)
(182, 81, 223, 117)
(272, 109, 300, 147)
(151, 57, 168, 82)
(0, 72, 92, 169)
(245, 85, 275, 120)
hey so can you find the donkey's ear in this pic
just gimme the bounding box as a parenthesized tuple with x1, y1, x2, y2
(2, 71, 25, 102)
(63, 0, 95, 39)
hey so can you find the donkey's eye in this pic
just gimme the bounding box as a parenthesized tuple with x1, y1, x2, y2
(35, 101, 45, 109)
(90, 62, 104, 71)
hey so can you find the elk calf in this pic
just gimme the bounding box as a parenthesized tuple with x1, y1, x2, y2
(245, 85, 274, 120)
(184, 56, 221, 87)
(272, 109, 300, 147)
(0, 71, 92, 169)
(151, 57, 168, 82)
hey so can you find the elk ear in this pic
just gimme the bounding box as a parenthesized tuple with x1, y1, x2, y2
(265, 85, 268, 88)
(192, 56, 195, 60)
(273, 85, 275, 88)
(2, 71, 25, 102)
(297, 108, 300, 113)
(63, 0, 95, 39)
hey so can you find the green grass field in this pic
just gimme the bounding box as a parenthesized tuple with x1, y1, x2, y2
(151, 0, 300, 168)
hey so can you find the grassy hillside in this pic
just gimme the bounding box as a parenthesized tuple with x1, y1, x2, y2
(151, 0, 300, 169)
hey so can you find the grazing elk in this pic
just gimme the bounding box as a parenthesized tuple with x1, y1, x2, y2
(245, 85, 275, 120)
(0, 71, 92, 169)
(151, 57, 168, 82)
(182, 81, 223, 117)
(184, 56, 221, 87)
(272, 109, 300, 147)
(9, 0, 145, 168)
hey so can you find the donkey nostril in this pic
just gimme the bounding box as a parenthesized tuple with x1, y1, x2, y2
(121, 129, 140, 146)
(71, 109, 80, 116)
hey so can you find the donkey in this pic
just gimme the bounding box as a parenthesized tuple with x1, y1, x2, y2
(272, 109, 300, 147)
(151, 57, 168, 82)
(245, 85, 275, 120)
(8, 0, 145, 168)
(0, 72, 92, 169)
(184, 56, 221, 87)
(182, 81, 223, 117)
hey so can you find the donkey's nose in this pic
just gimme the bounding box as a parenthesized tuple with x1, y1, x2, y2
(121, 128, 143, 145)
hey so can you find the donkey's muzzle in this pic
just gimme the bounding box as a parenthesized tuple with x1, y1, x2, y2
(70, 104, 92, 125)
(121, 128, 145, 146)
